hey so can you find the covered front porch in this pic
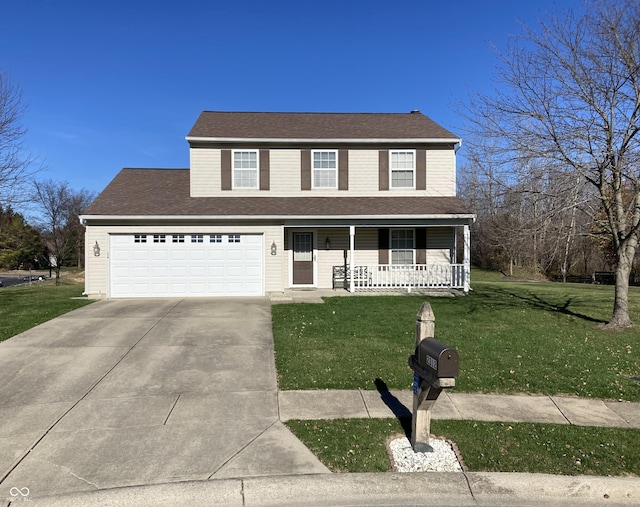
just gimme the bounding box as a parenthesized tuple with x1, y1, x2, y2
(284, 221, 472, 294)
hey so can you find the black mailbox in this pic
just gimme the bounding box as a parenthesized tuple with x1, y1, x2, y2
(417, 339, 459, 378)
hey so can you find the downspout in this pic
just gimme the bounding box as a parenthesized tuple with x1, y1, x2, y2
(79, 217, 88, 296)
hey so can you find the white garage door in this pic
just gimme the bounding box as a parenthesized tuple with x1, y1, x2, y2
(110, 233, 263, 297)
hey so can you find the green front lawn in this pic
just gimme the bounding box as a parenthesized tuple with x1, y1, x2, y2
(287, 418, 640, 476)
(0, 280, 93, 342)
(272, 281, 640, 401)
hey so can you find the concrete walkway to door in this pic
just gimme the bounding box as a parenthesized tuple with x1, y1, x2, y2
(0, 298, 328, 500)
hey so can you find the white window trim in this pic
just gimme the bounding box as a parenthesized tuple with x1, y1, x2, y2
(390, 228, 415, 265)
(311, 149, 338, 189)
(232, 150, 259, 190)
(389, 149, 416, 189)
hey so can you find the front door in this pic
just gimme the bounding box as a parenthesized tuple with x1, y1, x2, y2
(293, 232, 314, 285)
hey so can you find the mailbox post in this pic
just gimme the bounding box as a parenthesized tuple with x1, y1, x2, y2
(408, 302, 459, 452)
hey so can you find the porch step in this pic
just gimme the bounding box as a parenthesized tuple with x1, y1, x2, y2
(268, 292, 294, 304)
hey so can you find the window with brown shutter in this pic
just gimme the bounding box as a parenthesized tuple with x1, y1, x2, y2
(378, 228, 389, 264)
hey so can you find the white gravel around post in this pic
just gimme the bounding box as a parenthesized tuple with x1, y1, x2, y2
(388, 436, 463, 472)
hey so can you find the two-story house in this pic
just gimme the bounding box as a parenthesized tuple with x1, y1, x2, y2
(80, 111, 475, 298)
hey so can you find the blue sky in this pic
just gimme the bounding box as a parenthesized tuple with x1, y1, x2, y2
(1, 0, 583, 196)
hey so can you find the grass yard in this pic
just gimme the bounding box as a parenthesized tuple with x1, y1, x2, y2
(272, 281, 640, 401)
(0, 279, 93, 342)
(286, 418, 640, 476)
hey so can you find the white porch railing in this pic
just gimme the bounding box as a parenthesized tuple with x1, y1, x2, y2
(346, 264, 466, 291)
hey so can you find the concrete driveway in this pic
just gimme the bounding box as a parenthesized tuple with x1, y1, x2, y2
(0, 298, 328, 500)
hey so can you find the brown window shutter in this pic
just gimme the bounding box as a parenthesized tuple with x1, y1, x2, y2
(378, 228, 389, 264)
(416, 150, 426, 190)
(301, 150, 311, 190)
(379, 151, 389, 191)
(260, 150, 270, 190)
(415, 228, 427, 264)
(221, 150, 232, 190)
(338, 150, 349, 190)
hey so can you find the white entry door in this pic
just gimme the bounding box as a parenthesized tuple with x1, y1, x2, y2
(109, 233, 263, 297)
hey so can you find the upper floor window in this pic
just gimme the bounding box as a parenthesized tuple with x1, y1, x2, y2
(391, 229, 414, 265)
(312, 150, 337, 188)
(233, 150, 258, 189)
(390, 150, 415, 188)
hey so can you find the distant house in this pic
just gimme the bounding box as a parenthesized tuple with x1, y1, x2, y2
(80, 111, 475, 298)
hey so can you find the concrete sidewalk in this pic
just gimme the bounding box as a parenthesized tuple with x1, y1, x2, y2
(23, 390, 640, 506)
(278, 389, 640, 428)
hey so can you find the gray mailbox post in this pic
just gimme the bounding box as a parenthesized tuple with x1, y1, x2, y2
(407, 301, 459, 452)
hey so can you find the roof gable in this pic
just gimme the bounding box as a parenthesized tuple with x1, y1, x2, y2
(187, 111, 459, 141)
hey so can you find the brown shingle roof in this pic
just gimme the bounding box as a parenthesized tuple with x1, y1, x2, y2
(83, 169, 472, 218)
(187, 111, 459, 141)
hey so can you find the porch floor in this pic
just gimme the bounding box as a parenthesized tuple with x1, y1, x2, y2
(268, 287, 464, 304)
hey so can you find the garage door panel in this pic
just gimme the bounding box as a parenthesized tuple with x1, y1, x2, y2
(110, 233, 264, 297)
(132, 266, 151, 277)
(208, 251, 224, 262)
(189, 267, 206, 277)
(132, 250, 149, 261)
(150, 251, 169, 261)
(170, 266, 188, 277)
(170, 250, 188, 261)
(189, 250, 206, 261)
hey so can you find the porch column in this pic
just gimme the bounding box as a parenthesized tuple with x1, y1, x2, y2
(349, 225, 355, 293)
(463, 224, 471, 292)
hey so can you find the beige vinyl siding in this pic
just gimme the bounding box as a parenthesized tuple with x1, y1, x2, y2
(348, 150, 379, 195)
(190, 148, 221, 197)
(426, 147, 456, 196)
(426, 228, 454, 263)
(316, 228, 349, 288)
(188, 147, 457, 197)
(269, 150, 300, 194)
(83, 223, 283, 298)
(263, 225, 286, 292)
(351, 228, 379, 266)
(84, 227, 110, 298)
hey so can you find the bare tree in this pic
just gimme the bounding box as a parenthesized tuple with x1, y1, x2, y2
(64, 188, 96, 268)
(33, 180, 94, 284)
(0, 70, 38, 207)
(34, 180, 69, 285)
(462, 0, 640, 328)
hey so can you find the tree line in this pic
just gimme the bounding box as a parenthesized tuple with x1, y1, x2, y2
(459, 144, 621, 283)
(0, 70, 95, 284)
(459, 0, 640, 329)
